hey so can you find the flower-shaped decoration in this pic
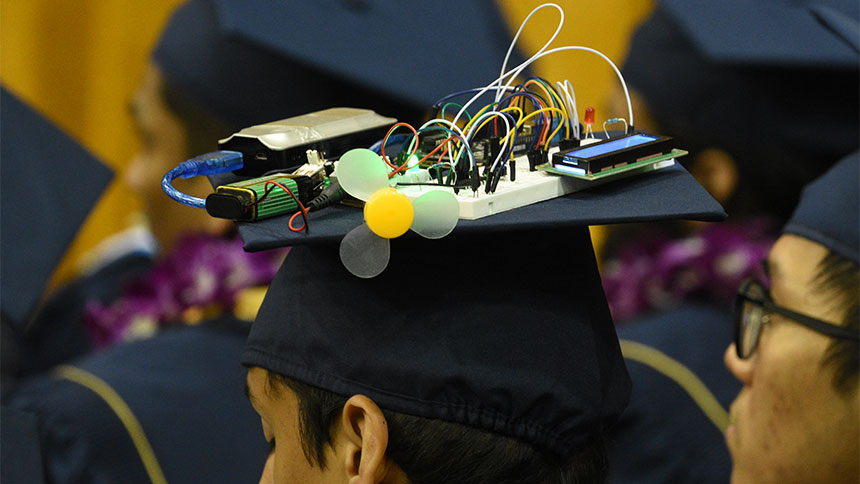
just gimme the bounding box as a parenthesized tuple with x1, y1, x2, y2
(336, 148, 460, 278)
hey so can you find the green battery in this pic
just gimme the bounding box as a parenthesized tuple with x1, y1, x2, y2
(206, 174, 302, 221)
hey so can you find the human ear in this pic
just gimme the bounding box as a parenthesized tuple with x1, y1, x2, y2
(689, 147, 738, 205)
(339, 395, 391, 484)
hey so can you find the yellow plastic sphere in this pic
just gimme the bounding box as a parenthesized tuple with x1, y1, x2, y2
(364, 187, 414, 239)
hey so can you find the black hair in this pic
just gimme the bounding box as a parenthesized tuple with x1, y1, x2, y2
(815, 250, 859, 396)
(266, 372, 609, 484)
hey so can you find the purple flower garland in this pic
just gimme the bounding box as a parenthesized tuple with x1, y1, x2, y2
(84, 234, 287, 348)
(602, 219, 776, 323)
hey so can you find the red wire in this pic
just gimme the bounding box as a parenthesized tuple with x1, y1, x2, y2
(264, 180, 309, 233)
(380, 122, 419, 169)
(388, 135, 458, 178)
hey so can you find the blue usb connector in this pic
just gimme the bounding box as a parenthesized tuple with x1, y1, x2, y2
(161, 150, 243, 208)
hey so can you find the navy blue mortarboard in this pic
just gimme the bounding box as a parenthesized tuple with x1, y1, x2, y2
(623, 0, 859, 221)
(229, 163, 726, 251)
(211, 0, 524, 108)
(0, 87, 113, 330)
(239, 162, 726, 455)
(783, 151, 859, 264)
(659, 0, 859, 68)
(153, 0, 523, 132)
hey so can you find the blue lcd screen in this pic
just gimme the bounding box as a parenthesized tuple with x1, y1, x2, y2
(565, 134, 659, 159)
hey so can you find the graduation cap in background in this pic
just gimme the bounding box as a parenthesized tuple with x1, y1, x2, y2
(783, 150, 859, 264)
(622, 0, 859, 222)
(153, 0, 526, 133)
(660, 0, 858, 68)
(0, 86, 110, 484)
(0, 87, 113, 331)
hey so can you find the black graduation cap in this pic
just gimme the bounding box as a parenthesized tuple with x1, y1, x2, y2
(0, 87, 113, 330)
(179, 0, 727, 457)
(153, 0, 524, 132)
(239, 162, 726, 455)
(211, 0, 524, 107)
(659, 0, 859, 68)
(622, 0, 859, 222)
(783, 150, 859, 264)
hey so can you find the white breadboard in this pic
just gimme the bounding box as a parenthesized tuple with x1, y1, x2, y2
(397, 147, 676, 220)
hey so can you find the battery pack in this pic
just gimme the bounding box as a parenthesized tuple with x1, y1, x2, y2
(206, 174, 304, 221)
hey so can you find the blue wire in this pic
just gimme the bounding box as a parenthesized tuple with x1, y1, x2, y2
(161, 150, 243, 209)
(369, 134, 408, 154)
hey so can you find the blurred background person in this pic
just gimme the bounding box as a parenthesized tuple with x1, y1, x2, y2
(602, 1, 859, 482)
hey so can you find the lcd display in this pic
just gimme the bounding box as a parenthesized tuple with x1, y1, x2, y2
(563, 134, 659, 159)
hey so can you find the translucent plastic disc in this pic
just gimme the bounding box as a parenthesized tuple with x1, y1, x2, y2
(339, 223, 390, 278)
(335, 148, 390, 201)
(410, 190, 460, 239)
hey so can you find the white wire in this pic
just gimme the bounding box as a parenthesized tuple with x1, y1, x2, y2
(450, 3, 634, 156)
(453, 45, 633, 133)
(556, 79, 580, 139)
(454, 3, 564, 126)
(495, 3, 565, 103)
(415, 118, 475, 169)
(497, 45, 633, 129)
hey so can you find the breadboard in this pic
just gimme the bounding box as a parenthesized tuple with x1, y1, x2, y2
(397, 148, 678, 220)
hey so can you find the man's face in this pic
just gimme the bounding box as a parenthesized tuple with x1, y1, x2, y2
(723, 234, 859, 483)
(245, 367, 345, 484)
(126, 63, 226, 251)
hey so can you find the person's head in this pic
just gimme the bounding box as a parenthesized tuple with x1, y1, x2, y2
(723, 153, 859, 483)
(125, 63, 232, 251)
(240, 219, 651, 484)
(245, 367, 610, 484)
(125, 0, 433, 251)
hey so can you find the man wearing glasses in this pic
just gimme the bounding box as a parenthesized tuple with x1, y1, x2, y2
(724, 152, 859, 483)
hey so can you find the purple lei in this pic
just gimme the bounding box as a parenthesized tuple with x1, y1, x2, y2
(601, 218, 776, 323)
(84, 234, 287, 348)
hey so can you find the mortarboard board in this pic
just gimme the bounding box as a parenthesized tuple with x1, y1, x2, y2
(659, 0, 858, 68)
(0, 87, 113, 330)
(238, 159, 726, 455)
(622, 0, 859, 222)
(211, 0, 525, 108)
(782, 150, 859, 264)
(153, 0, 524, 133)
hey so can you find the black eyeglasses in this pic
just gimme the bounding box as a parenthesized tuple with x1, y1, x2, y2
(733, 277, 859, 359)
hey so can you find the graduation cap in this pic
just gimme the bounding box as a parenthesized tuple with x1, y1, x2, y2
(153, 0, 524, 132)
(164, 0, 726, 457)
(0, 87, 113, 330)
(238, 161, 726, 455)
(622, 0, 859, 221)
(659, 0, 859, 68)
(783, 150, 859, 264)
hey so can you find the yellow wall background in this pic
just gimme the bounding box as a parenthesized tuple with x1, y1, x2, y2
(1, 0, 652, 291)
(1, 0, 185, 289)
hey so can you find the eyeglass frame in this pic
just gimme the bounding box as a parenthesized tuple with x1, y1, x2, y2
(733, 277, 859, 359)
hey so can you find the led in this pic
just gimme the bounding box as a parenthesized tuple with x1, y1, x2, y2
(584, 106, 595, 126)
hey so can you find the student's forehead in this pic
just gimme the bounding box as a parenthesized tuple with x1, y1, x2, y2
(767, 235, 827, 302)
